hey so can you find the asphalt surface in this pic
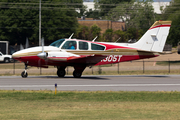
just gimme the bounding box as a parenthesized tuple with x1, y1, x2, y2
(0, 75, 180, 91)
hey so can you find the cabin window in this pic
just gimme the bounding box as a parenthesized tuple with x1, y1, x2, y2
(91, 43, 105, 50)
(62, 41, 77, 50)
(49, 39, 65, 48)
(79, 41, 88, 50)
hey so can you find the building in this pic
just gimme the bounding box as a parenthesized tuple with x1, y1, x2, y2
(78, 19, 125, 33)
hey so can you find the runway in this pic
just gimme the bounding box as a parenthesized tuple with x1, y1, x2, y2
(1, 75, 180, 91)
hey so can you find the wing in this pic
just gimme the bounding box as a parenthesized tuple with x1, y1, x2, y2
(47, 51, 107, 66)
(67, 54, 107, 65)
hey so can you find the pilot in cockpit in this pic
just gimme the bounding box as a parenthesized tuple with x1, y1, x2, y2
(68, 42, 75, 49)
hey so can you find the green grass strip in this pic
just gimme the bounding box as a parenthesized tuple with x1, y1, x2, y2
(1, 90, 180, 119)
(1, 90, 180, 102)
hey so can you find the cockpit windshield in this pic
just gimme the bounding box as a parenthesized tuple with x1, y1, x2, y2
(49, 39, 65, 48)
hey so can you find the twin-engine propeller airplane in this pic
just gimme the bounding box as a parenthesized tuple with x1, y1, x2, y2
(12, 21, 171, 78)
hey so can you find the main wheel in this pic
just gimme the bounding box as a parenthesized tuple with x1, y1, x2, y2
(21, 71, 28, 78)
(73, 71, 82, 78)
(57, 69, 66, 77)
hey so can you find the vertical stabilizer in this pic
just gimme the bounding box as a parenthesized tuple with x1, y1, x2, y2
(129, 21, 172, 52)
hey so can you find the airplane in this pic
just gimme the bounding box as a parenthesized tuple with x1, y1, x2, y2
(12, 20, 171, 78)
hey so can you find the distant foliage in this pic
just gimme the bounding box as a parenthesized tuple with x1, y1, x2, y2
(75, 24, 143, 43)
(75, 24, 101, 40)
(105, 0, 156, 34)
(0, 0, 83, 45)
(162, 0, 180, 46)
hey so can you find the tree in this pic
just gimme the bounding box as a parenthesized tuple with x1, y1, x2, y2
(76, 25, 90, 40)
(94, 0, 132, 18)
(85, 9, 100, 19)
(75, 24, 101, 40)
(0, 0, 83, 45)
(102, 29, 114, 42)
(161, 0, 180, 46)
(105, 0, 156, 33)
(89, 24, 101, 40)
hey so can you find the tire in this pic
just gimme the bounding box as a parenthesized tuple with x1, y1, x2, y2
(57, 69, 66, 77)
(10, 59, 14, 63)
(21, 71, 28, 78)
(4, 58, 10, 63)
(73, 71, 82, 78)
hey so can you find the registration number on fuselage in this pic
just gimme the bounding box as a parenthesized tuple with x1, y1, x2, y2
(101, 55, 122, 63)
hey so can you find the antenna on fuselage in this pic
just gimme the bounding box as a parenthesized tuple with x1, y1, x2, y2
(115, 37, 121, 43)
(69, 33, 74, 39)
(92, 36, 98, 42)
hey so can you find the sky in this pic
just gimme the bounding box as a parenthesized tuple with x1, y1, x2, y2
(83, 0, 171, 2)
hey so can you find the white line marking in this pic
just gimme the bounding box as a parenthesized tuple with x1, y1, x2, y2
(0, 84, 180, 88)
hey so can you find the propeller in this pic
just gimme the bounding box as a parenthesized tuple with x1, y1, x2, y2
(25, 37, 29, 48)
(37, 37, 48, 59)
(20, 44, 24, 50)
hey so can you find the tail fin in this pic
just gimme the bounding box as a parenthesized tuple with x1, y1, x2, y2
(129, 21, 172, 52)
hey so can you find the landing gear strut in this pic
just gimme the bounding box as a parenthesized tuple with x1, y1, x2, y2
(57, 66, 66, 77)
(21, 64, 28, 78)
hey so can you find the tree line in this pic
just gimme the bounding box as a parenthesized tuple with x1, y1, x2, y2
(0, 0, 179, 46)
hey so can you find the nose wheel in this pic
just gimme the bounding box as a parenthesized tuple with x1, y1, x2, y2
(21, 71, 28, 78)
(21, 64, 28, 78)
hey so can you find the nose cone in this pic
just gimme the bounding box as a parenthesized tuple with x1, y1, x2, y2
(12, 51, 20, 58)
(12, 49, 27, 59)
(37, 52, 47, 59)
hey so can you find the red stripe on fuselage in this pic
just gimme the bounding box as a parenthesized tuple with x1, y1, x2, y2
(96, 55, 158, 65)
(149, 24, 171, 30)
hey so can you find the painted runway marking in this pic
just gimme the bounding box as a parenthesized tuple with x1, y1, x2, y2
(0, 84, 180, 88)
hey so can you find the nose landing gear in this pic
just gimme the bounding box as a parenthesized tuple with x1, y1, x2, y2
(21, 64, 28, 78)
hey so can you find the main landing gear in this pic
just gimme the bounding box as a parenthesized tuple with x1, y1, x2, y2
(57, 66, 66, 77)
(21, 64, 28, 78)
(57, 66, 86, 78)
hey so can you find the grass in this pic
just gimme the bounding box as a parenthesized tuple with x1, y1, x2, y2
(0, 91, 180, 119)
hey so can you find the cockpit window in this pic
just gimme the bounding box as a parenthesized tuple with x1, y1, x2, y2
(91, 43, 105, 50)
(62, 41, 77, 50)
(79, 41, 88, 50)
(49, 39, 65, 48)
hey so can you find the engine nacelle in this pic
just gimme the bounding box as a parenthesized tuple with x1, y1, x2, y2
(47, 51, 79, 61)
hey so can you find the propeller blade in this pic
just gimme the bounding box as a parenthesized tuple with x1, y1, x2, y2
(42, 37, 44, 53)
(37, 37, 48, 60)
(25, 38, 29, 48)
(20, 44, 24, 50)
